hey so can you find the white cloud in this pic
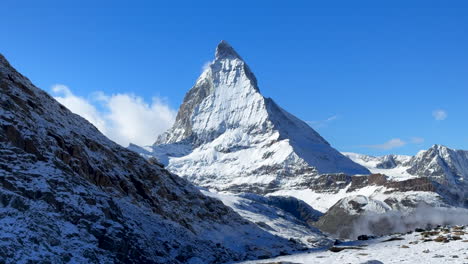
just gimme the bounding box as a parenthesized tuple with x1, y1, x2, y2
(201, 61, 212, 72)
(52, 85, 108, 133)
(51, 84, 176, 147)
(361, 137, 425, 151)
(366, 138, 407, 150)
(432, 109, 447, 121)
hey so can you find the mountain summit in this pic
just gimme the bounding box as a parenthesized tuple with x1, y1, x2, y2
(215, 40, 243, 60)
(141, 41, 369, 193)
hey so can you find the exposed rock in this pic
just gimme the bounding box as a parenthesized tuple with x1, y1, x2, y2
(313, 195, 392, 239)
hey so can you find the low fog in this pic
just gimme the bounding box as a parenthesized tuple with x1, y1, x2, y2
(347, 206, 468, 239)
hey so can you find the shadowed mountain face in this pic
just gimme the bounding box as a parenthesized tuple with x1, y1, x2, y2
(143, 41, 369, 193)
(0, 54, 304, 263)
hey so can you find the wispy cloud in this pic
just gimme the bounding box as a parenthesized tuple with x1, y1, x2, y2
(410, 137, 425, 144)
(361, 136, 425, 151)
(432, 109, 447, 121)
(364, 138, 407, 150)
(201, 61, 212, 72)
(307, 115, 339, 128)
(51, 84, 176, 147)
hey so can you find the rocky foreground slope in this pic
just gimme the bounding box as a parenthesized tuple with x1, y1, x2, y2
(0, 53, 314, 263)
(241, 225, 468, 264)
(135, 41, 369, 193)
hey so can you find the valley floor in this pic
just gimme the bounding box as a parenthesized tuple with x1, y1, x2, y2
(237, 226, 468, 264)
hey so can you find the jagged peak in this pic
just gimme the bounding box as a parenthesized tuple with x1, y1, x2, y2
(215, 40, 243, 60)
(428, 144, 451, 153)
(432, 144, 448, 149)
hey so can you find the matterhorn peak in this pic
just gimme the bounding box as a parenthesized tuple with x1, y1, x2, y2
(215, 40, 243, 60)
(144, 41, 369, 193)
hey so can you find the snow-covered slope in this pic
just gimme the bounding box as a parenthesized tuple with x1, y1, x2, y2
(343, 152, 413, 180)
(241, 224, 468, 264)
(142, 40, 369, 193)
(201, 190, 331, 248)
(0, 53, 306, 263)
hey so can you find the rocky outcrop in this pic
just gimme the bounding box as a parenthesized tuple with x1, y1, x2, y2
(239, 194, 324, 223)
(347, 174, 437, 193)
(313, 195, 392, 239)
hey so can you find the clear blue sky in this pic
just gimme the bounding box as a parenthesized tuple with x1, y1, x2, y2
(2, 0, 468, 155)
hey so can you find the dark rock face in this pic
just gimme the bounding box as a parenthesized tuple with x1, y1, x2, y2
(240, 194, 323, 224)
(303, 173, 440, 195)
(0, 54, 300, 263)
(347, 174, 438, 193)
(299, 173, 352, 193)
(313, 203, 360, 239)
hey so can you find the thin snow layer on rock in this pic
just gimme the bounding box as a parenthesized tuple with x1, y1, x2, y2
(336, 195, 392, 215)
(201, 190, 331, 248)
(270, 186, 445, 213)
(144, 41, 368, 192)
(0, 53, 304, 263)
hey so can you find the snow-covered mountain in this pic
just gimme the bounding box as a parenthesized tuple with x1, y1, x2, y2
(201, 190, 330, 248)
(0, 53, 313, 263)
(141, 40, 369, 193)
(344, 145, 468, 190)
(407, 145, 468, 187)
